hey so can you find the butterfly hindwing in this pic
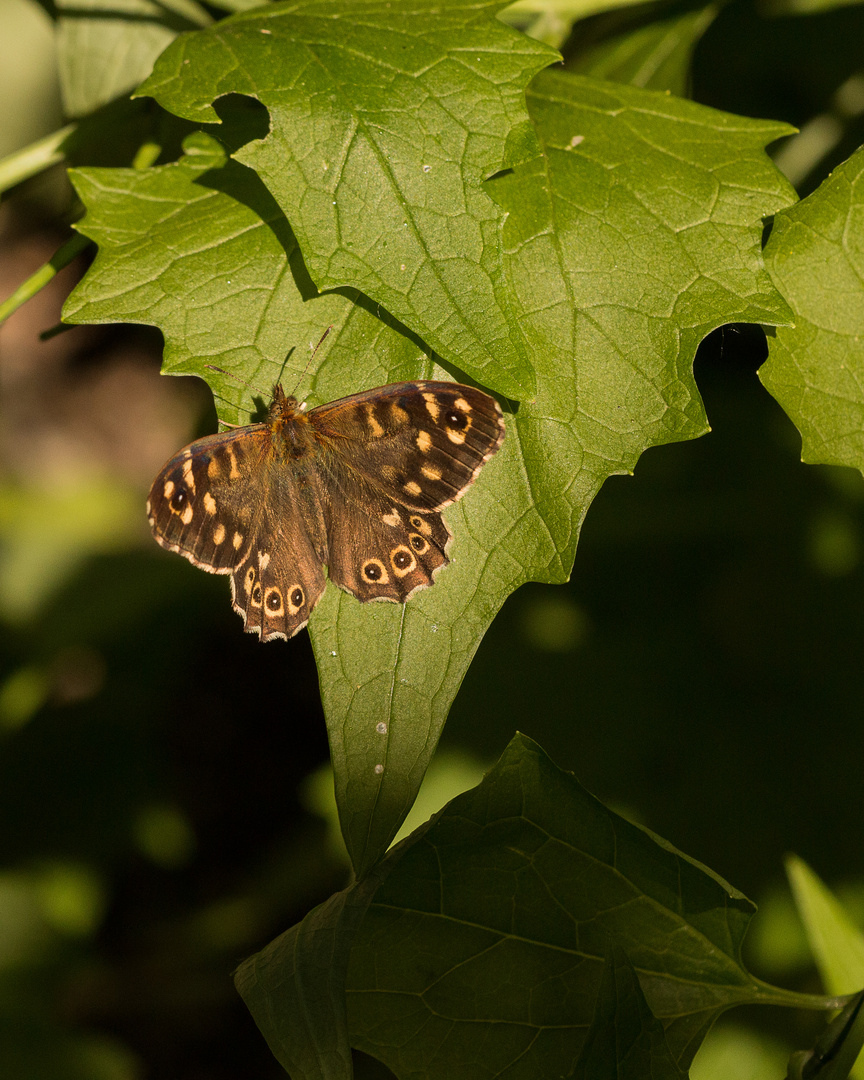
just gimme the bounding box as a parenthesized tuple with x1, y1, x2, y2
(229, 504, 327, 640)
(321, 466, 452, 602)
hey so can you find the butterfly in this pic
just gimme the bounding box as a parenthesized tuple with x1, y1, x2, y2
(147, 380, 506, 641)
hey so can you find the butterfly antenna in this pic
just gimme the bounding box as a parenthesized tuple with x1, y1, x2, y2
(204, 326, 333, 417)
(201, 366, 271, 432)
(204, 364, 270, 397)
(289, 325, 333, 400)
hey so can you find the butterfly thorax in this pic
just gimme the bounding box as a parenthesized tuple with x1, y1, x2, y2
(267, 385, 316, 461)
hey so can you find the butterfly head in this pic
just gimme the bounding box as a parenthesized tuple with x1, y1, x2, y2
(267, 384, 303, 425)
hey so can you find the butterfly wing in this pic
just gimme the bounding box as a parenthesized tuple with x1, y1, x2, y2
(305, 381, 504, 603)
(147, 425, 325, 640)
(317, 464, 453, 602)
(228, 500, 326, 641)
(147, 426, 267, 571)
(307, 381, 505, 513)
(147, 380, 505, 634)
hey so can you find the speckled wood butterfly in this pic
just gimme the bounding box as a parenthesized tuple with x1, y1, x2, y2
(147, 380, 505, 641)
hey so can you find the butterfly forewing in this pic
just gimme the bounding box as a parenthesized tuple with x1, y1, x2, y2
(309, 382, 505, 513)
(147, 427, 269, 571)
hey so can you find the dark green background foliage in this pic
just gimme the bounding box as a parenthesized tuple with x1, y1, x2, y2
(2, 0, 864, 1077)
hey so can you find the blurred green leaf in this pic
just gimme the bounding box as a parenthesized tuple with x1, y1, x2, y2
(787, 857, 864, 999)
(762, 0, 863, 15)
(502, 0, 655, 34)
(691, 1022, 791, 1080)
(132, 803, 196, 868)
(785, 859, 864, 1080)
(0, 479, 143, 624)
(0, 1028, 139, 1080)
(33, 860, 106, 937)
(747, 884, 814, 979)
(760, 146, 864, 475)
(0, 666, 50, 731)
(568, 1, 720, 95)
(54, 0, 211, 117)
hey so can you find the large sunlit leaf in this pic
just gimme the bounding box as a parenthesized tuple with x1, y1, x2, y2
(61, 132, 511, 878)
(135, 0, 559, 400)
(760, 146, 864, 476)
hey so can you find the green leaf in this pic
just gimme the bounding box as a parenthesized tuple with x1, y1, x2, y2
(760, 146, 864, 476)
(478, 68, 796, 608)
(571, 947, 687, 1080)
(786, 856, 864, 1000)
(762, 0, 859, 15)
(0, 478, 141, 623)
(690, 1022, 792, 1080)
(785, 857, 864, 1079)
(344, 734, 823, 1078)
(54, 0, 211, 118)
(787, 992, 864, 1080)
(235, 875, 383, 1080)
(568, 1, 721, 95)
(135, 0, 560, 401)
(63, 58, 798, 877)
(502, 0, 658, 33)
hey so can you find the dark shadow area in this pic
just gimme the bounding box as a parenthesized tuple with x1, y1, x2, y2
(448, 321, 864, 914)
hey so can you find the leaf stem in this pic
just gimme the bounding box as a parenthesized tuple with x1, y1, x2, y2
(748, 975, 853, 1012)
(0, 233, 91, 326)
(132, 141, 163, 170)
(0, 124, 77, 196)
